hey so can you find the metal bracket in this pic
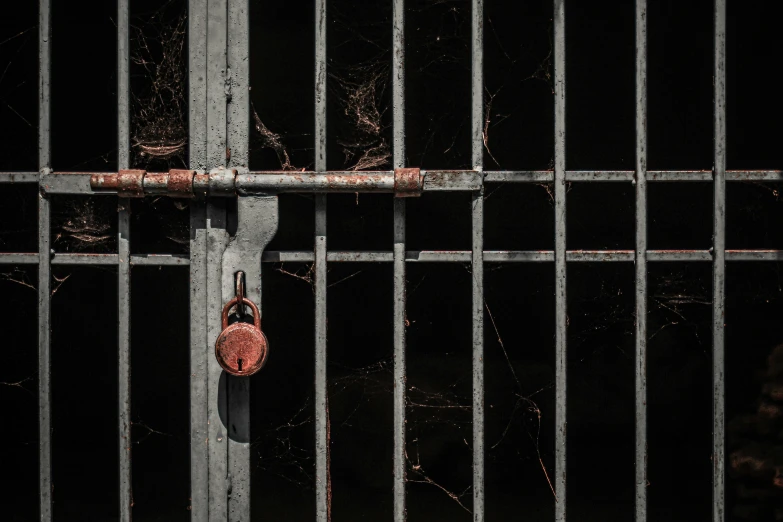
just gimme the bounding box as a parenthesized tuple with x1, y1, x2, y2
(216, 195, 278, 453)
(221, 195, 279, 322)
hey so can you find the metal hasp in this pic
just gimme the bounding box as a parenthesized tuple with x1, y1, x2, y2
(88, 167, 464, 197)
(218, 197, 278, 377)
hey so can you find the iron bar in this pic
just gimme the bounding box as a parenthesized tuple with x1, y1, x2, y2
(471, 0, 485, 520)
(315, 0, 330, 520)
(553, 1, 567, 520)
(635, 1, 648, 520)
(187, 3, 209, 510)
(206, 0, 230, 518)
(189, 202, 208, 522)
(713, 0, 727, 520)
(392, 0, 407, 519)
(188, 0, 209, 518)
(130, 255, 190, 266)
(0, 172, 38, 182)
(117, 1, 132, 519)
(3, 249, 783, 266)
(6, 170, 783, 193)
(38, 0, 52, 519)
(187, 0, 209, 511)
(226, 1, 252, 518)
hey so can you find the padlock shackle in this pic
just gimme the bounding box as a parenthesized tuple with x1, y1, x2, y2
(221, 297, 261, 330)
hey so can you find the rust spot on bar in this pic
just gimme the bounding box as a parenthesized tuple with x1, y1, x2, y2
(144, 172, 169, 191)
(90, 173, 120, 190)
(117, 170, 146, 198)
(168, 169, 196, 198)
(394, 167, 423, 197)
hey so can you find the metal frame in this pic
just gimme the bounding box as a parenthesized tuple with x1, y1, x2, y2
(0, 0, 746, 520)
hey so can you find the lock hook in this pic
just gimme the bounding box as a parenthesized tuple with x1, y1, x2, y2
(235, 271, 246, 317)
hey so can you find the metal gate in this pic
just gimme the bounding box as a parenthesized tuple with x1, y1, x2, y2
(1, 0, 780, 520)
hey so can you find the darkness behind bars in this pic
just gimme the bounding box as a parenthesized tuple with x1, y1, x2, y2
(1, 0, 783, 521)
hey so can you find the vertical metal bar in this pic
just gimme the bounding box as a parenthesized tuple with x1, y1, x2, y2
(314, 0, 329, 520)
(38, 0, 52, 520)
(471, 0, 484, 520)
(189, 0, 209, 519)
(226, 0, 249, 172)
(634, 1, 648, 520)
(190, 202, 209, 522)
(712, 0, 726, 520)
(226, 0, 251, 519)
(553, 0, 567, 520)
(392, 0, 407, 519)
(207, 0, 230, 519)
(206, 212, 229, 521)
(117, 0, 132, 520)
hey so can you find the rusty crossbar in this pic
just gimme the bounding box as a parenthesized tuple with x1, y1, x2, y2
(87, 168, 426, 197)
(3, 169, 783, 192)
(0, 0, 744, 520)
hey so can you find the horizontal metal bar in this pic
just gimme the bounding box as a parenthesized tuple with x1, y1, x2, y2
(484, 171, 552, 183)
(40, 172, 96, 194)
(52, 253, 119, 265)
(6, 170, 782, 192)
(130, 254, 191, 266)
(261, 249, 783, 262)
(237, 171, 399, 193)
(422, 170, 483, 191)
(2, 249, 782, 266)
(648, 171, 711, 182)
(0, 253, 38, 264)
(0, 253, 190, 265)
(489, 170, 783, 183)
(0, 172, 39, 182)
(567, 171, 634, 182)
(3, 170, 782, 191)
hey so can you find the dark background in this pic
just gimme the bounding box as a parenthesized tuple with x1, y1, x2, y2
(1, 0, 782, 520)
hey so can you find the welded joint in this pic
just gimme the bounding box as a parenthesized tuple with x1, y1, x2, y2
(38, 167, 53, 197)
(393, 167, 423, 197)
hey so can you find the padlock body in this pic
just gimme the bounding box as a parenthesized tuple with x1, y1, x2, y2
(214, 322, 269, 376)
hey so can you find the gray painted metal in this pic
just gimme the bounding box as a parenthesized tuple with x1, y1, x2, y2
(713, 0, 726, 520)
(222, 197, 278, 521)
(471, 0, 485, 520)
(0, 172, 38, 182)
(38, 0, 52, 519)
(635, 1, 648, 520)
(117, 1, 132, 520)
(207, 213, 230, 521)
(315, 0, 329, 520)
(189, 0, 209, 519)
(314, 194, 329, 522)
(553, 1, 567, 520)
(130, 255, 190, 266)
(206, 0, 231, 518)
(190, 202, 210, 522)
(392, 0, 407, 520)
(226, 1, 252, 519)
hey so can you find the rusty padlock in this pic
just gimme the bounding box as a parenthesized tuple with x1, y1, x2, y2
(215, 296, 269, 376)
